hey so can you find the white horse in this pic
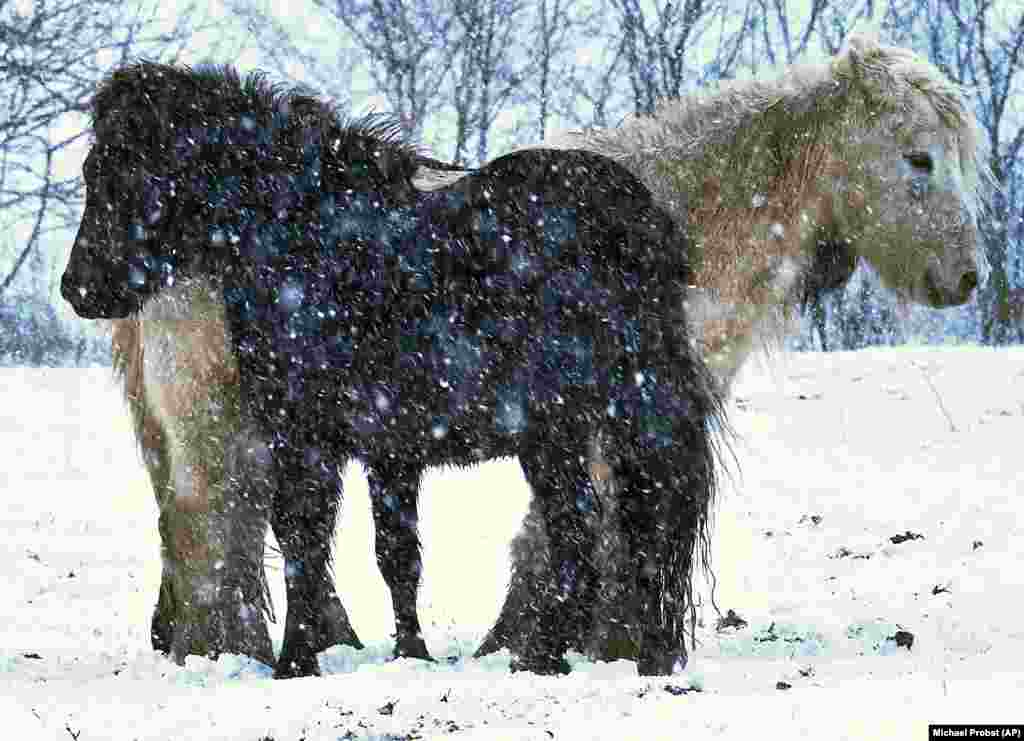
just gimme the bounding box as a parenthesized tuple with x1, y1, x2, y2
(464, 33, 992, 665)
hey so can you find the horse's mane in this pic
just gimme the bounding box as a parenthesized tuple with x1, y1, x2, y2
(94, 61, 402, 149)
(839, 37, 992, 206)
(91, 61, 470, 192)
(580, 35, 991, 224)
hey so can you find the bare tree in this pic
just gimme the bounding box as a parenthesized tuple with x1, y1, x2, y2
(526, 0, 595, 142)
(815, 0, 876, 55)
(812, 0, 1024, 346)
(748, 0, 831, 65)
(915, 0, 1024, 344)
(0, 0, 224, 297)
(968, 2, 1024, 344)
(313, 0, 462, 139)
(223, 0, 357, 107)
(533, 0, 568, 142)
(449, 0, 525, 163)
(609, 0, 750, 114)
(560, 3, 630, 130)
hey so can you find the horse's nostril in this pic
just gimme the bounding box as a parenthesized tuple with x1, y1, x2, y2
(960, 270, 978, 295)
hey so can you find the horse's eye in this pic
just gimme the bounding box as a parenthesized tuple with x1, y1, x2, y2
(904, 152, 934, 174)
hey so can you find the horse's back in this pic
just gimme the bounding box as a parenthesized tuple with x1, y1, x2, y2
(433, 147, 691, 301)
(226, 146, 697, 464)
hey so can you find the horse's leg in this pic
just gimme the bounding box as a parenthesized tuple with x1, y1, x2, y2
(151, 428, 275, 668)
(366, 462, 432, 661)
(136, 414, 176, 655)
(579, 437, 641, 663)
(114, 318, 181, 655)
(475, 437, 635, 663)
(140, 371, 274, 666)
(611, 381, 716, 676)
(142, 421, 270, 664)
(197, 430, 276, 665)
(473, 491, 548, 659)
(812, 298, 829, 351)
(510, 428, 599, 675)
(615, 459, 700, 675)
(272, 450, 362, 679)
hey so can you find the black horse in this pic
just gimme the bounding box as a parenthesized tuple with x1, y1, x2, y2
(62, 62, 724, 678)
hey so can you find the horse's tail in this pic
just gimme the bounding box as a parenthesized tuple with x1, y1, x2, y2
(605, 287, 732, 666)
(661, 319, 730, 656)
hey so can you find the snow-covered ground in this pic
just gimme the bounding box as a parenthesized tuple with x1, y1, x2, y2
(2, 346, 1022, 740)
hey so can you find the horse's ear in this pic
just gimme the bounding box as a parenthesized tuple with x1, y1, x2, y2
(833, 32, 884, 97)
(846, 32, 881, 57)
(840, 33, 881, 76)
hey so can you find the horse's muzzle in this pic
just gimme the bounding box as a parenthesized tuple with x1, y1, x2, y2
(923, 264, 980, 308)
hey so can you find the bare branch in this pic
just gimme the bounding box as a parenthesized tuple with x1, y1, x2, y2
(1, 138, 51, 294)
(314, 0, 463, 135)
(1, 0, 224, 296)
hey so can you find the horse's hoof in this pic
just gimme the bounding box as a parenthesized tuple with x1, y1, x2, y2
(318, 596, 364, 652)
(150, 612, 174, 656)
(474, 620, 531, 658)
(510, 653, 572, 675)
(473, 630, 504, 658)
(168, 600, 275, 669)
(393, 634, 433, 661)
(636, 649, 687, 676)
(589, 623, 640, 662)
(273, 652, 321, 679)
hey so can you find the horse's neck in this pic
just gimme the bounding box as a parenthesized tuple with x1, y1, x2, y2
(600, 87, 837, 388)
(684, 258, 805, 392)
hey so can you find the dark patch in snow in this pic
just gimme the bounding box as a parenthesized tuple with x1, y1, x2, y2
(716, 609, 748, 631)
(663, 683, 698, 696)
(890, 530, 925, 544)
(891, 630, 915, 649)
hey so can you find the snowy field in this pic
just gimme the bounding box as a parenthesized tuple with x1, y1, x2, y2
(2, 345, 1023, 740)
